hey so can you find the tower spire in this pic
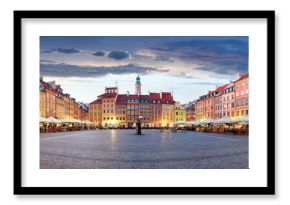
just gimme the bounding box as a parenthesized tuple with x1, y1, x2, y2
(135, 75, 141, 95)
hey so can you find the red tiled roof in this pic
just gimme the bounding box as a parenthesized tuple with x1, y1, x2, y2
(236, 73, 249, 81)
(127, 94, 139, 100)
(149, 92, 161, 100)
(161, 92, 172, 99)
(215, 84, 228, 93)
(97, 93, 117, 98)
(139, 95, 150, 100)
(116, 94, 127, 104)
(89, 98, 102, 104)
(105, 86, 118, 89)
(161, 92, 174, 104)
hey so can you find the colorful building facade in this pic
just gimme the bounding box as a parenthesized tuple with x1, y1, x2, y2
(234, 74, 249, 118)
(39, 77, 88, 120)
(89, 76, 176, 127)
(174, 102, 186, 122)
(196, 73, 249, 121)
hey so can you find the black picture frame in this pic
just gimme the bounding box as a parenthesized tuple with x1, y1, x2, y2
(14, 10, 275, 195)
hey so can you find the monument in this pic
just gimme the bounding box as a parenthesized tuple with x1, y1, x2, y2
(136, 119, 142, 135)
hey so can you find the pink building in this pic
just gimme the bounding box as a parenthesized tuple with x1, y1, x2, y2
(234, 74, 249, 117)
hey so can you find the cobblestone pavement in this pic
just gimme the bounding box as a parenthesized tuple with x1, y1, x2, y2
(40, 129, 248, 169)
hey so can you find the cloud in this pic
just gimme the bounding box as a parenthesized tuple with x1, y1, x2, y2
(140, 37, 248, 76)
(42, 48, 130, 61)
(42, 48, 81, 54)
(107, 50, 130, 60)
(91, 51, 106, 57)
(40, 63, 168, 78)
(40, 59, 56, 63)
(183, 81, 223, 86)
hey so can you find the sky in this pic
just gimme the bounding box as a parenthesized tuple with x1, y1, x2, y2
(40, 36, 248, 104)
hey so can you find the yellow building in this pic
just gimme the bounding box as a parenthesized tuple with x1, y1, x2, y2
(174, 102, 186, 122)
(73, 101, 80, 119)
(69, 98, 75, 119)
(100, 87, 118, 127)
(56, 93, 64, 119)
(63, 94, 71, 119)
(162, 104, 174, 127)
(196, 98, 205, 120)
(39, 90, 46, 117)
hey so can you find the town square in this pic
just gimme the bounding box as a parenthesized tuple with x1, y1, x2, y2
(39, 36, 249, 169)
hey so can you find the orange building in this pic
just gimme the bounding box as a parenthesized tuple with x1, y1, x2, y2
(89, 99, 102, 126)
(40, 78, 87, 121)
(115, 94, 127, 127)
(40, 80, 56, 118)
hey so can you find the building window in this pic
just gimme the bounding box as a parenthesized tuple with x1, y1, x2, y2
(246, 110, 248, 115)
(241, 110, 245, 116)
(236, 111, 239, 116)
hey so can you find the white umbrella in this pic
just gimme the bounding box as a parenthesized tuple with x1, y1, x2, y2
(201, 118, 215, 124)
(46, 116, 61, 123)
(85, 120, 93, 125)
(237, 115, 249, 124)
(214, 116, 232, 124)
(193, 120, 202, 126)
(40, 117, 47, 122)
(60, 118, 73, 123)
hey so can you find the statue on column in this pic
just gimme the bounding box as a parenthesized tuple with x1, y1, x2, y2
(136, 119, 141, 135)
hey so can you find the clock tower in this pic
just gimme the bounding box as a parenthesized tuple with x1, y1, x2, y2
(135, 75, 141, 96)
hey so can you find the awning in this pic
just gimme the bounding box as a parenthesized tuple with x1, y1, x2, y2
(46, 116, 61, 123)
